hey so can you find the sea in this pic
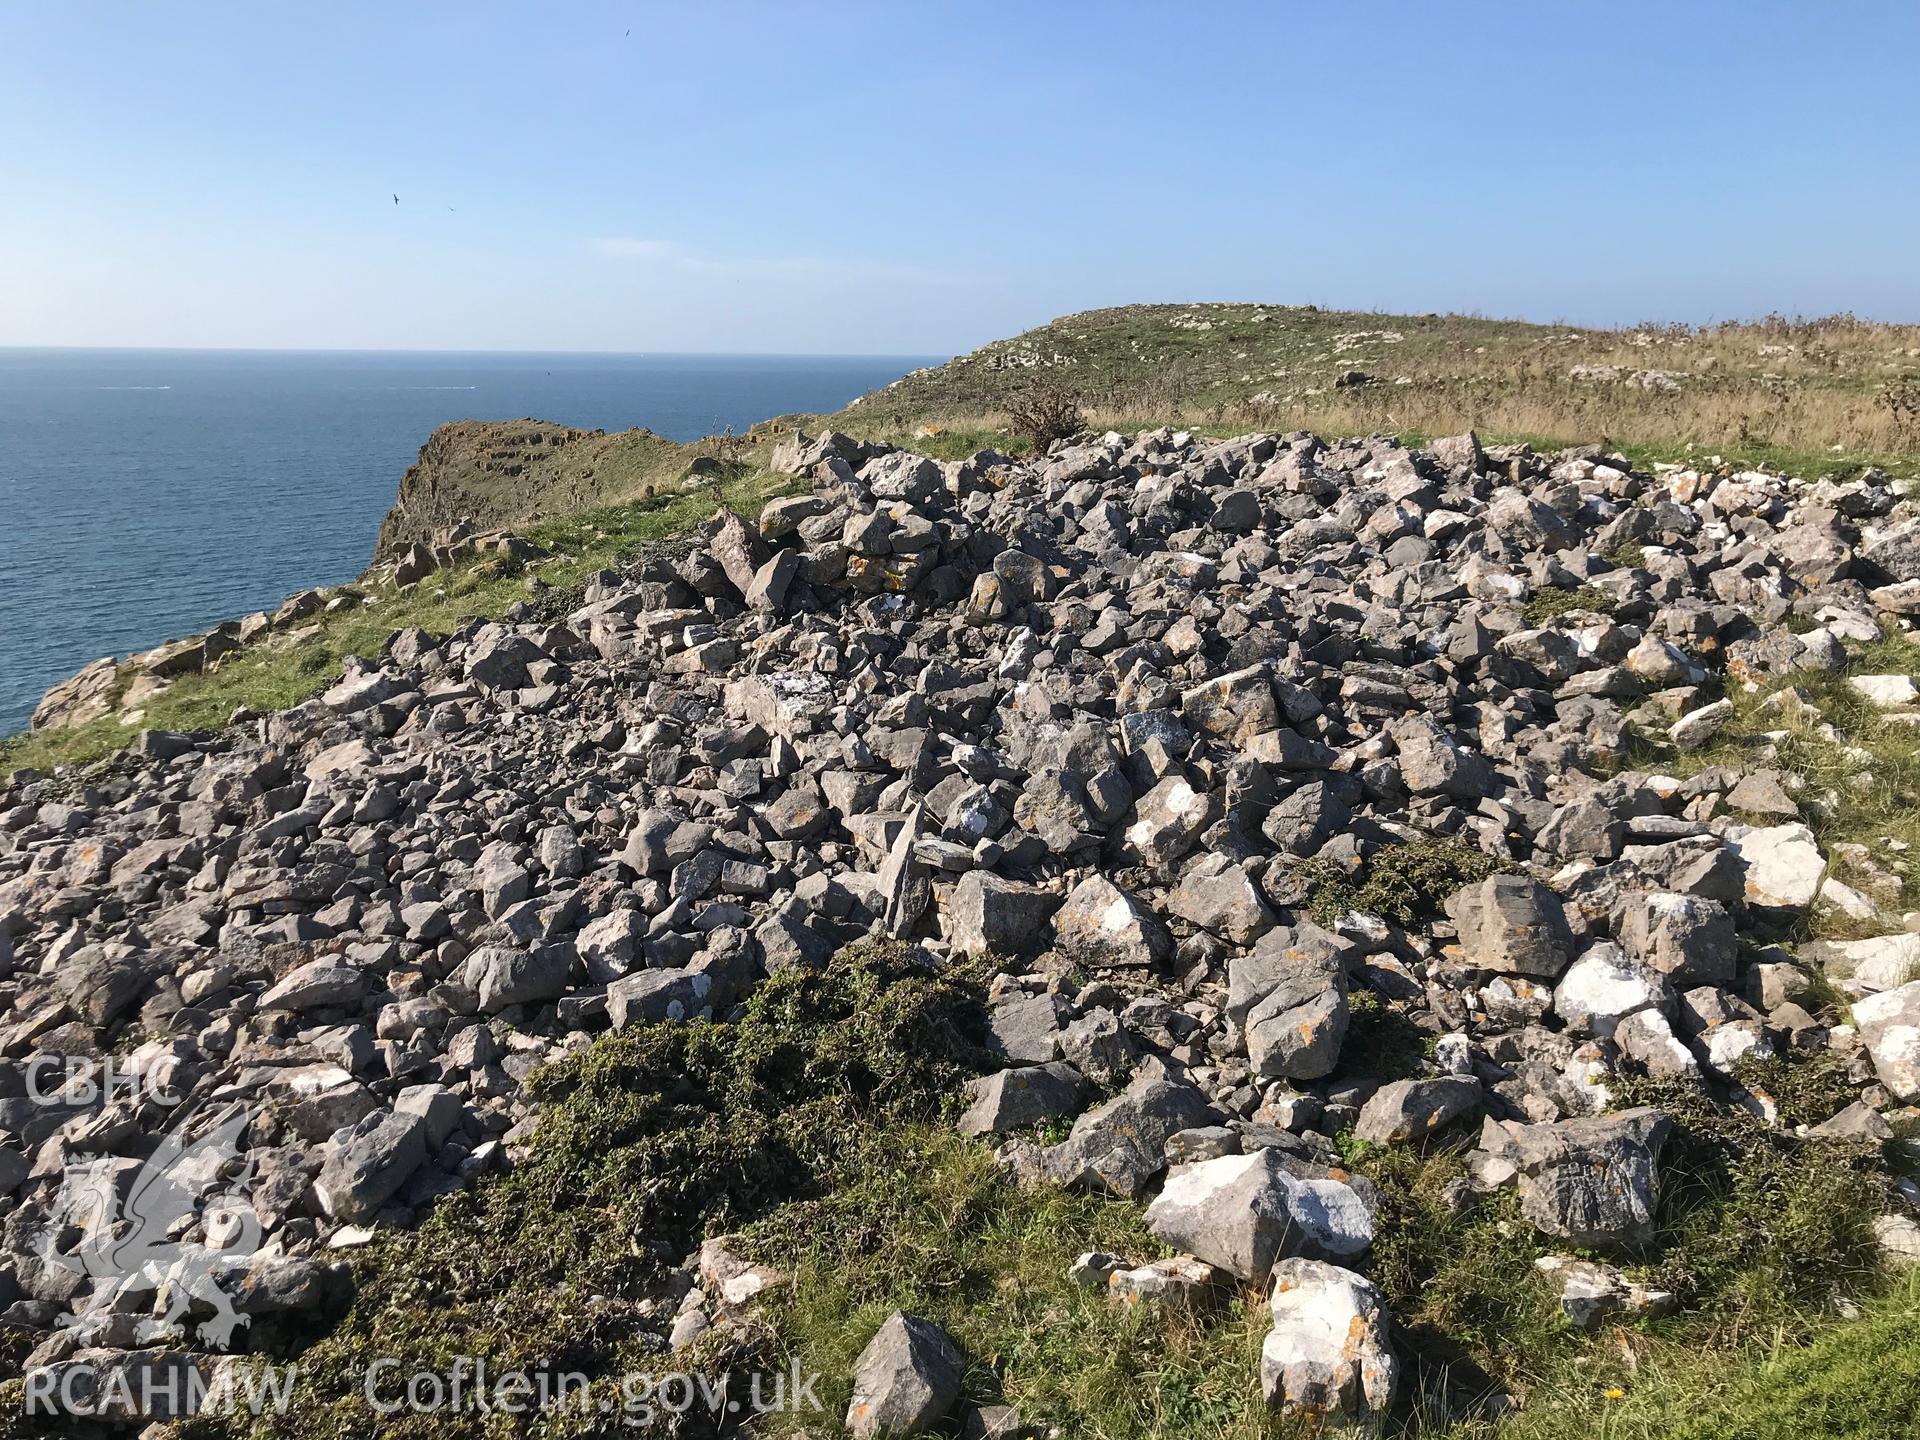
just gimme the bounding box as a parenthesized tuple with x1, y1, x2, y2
(0, 349, 937, 734)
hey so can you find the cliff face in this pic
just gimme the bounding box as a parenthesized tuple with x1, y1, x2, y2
(370, 419, 689, 561)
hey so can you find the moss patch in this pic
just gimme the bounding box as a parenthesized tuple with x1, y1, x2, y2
(173, 943, 987, 1440)
(1523, 585, 1615, 627)
(1308, 836, 1507, 930)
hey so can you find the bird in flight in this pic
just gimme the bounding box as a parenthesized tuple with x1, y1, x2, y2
(392, 193, 400, 205)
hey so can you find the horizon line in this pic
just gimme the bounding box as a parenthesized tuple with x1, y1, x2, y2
(0, 342, 953, 360)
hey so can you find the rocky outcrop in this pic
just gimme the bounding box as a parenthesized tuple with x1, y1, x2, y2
(371, 420, 689, 562)
(29, 657, 120, 730)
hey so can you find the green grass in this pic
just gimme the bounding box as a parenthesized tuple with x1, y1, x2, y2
(1617, 1073, 1888, 1340)
(1496, 1273, 1920, 1440)
(1524, 585, 1616, 627)
(741, 1125, 1285, 1440)
(1, 469, 799, 779)
(743, 1053, 1894, 1438)
(838, 303, 1920, 474)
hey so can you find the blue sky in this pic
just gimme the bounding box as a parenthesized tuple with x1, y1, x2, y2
(3, 1, 1915, 354)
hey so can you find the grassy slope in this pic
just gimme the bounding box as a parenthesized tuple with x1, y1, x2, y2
(369, 420, 785, 559)
(0, 469, 796, 777)
(92, 947, 1899, 1440)
(840, 303, 1920, 477)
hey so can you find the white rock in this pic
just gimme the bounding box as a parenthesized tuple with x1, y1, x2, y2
(1849, 675, 1920, 709)
(1809, 932, 1920, 993)
(1553, 942, 1670, 1038)
(1107, 1255, 1221, 1309)
(1261, 1259, 1397, 1424)
(1144, 1150, 1373, 1282)
(1817, 878, 1881, 922)
(1853, 980, 1920, 1101)
(1697, 1019, 1774, 1073)
(1724, 822, 1826, 910)
(1875, 1213, 1920, 1266)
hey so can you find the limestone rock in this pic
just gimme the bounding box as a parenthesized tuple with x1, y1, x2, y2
(1260, 1259, 1397, 1425)
(845, 1311, 963, 1440)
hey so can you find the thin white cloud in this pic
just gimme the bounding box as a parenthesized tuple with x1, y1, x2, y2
(585, 237, 974, 288)
(588, 237, 678, 260)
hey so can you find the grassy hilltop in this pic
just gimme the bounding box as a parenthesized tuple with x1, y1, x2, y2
(370, 304, 1920, 567)
(847, 302, 1920, 474)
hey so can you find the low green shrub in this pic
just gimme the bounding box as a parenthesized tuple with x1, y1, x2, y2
(1523, 585, 1615, 626)
(178, 943, 988, 1440)
(1308, 836, 1507, 929)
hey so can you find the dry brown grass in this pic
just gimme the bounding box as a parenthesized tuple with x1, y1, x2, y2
(840, 305, 1920, 473)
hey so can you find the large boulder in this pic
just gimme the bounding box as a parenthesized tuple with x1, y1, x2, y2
(1484, 1108, 1671, 1246)
(462, 945, 568, 1012)
(1165, 859, 1275, 944)
(1862, 517, 1920, 582)
(607, 968, 713, 1027)
(1181, 664, 1280, 745)
(313, 1111, 428, 1222)
(1144, 1149, 1374, 1282)
(1620, 892, 1735, 986)
(32, 656, 121, 731)
(705, 508, 770, 597)
(1445, 874, 1576, 978)
(946, 872, 1060, 958)
(1227, 923, 1351, 1079)
(259, 958, 366, 1013)
(956, 1063, 1086, 1138)
(1051, 874, 1169, 969)
(1125, 777, 1221, 867)
(1388, 715, 1496, 800)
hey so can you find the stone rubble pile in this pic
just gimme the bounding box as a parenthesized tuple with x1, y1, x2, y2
(6, 423, 1920, 1428)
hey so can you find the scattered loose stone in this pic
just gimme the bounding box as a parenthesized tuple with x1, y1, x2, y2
(6, 424, 1911, 1420)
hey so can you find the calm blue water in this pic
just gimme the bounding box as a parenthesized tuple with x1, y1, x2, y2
(0, 349, 935, 733)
